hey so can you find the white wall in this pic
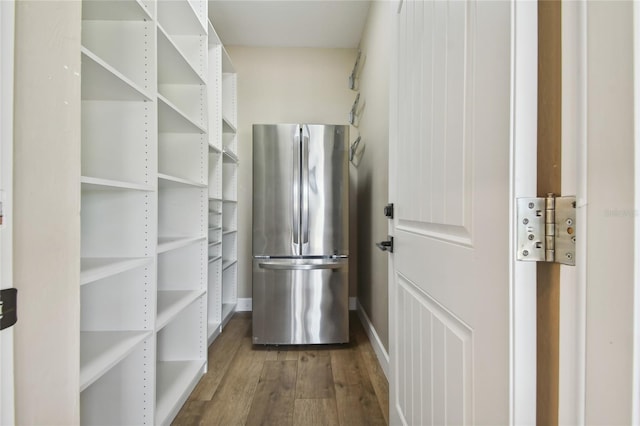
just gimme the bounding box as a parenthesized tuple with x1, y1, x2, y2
(13, 1, 81, 423)
(226, 46, 358, 299)
(354, 1, 391, 350)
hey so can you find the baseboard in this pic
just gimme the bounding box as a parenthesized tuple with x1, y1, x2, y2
(356, 299, 389, 380)
(236, 298, 252, 312)
(236, 297, 356, 312)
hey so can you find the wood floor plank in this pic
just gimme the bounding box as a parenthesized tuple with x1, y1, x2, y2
(334, 382, 386, 426)
(264, 345, 301, 361)
(331, 347, 365, 386)
(172, 312, 389, 426)
(188, 316, 251, 401)
(331, 334, 386, 426)
(245, 361, 297, 426)
(198, 336, 267, 425)
(171, 401, 207, 426)
(296, 350, 335, 399)
(353, 316, 390, 423)
(293, 399, 339, 426)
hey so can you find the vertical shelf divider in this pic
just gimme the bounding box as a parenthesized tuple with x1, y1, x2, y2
(207, 19, 238, 341)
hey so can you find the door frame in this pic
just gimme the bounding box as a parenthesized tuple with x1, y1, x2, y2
(387, 0, 537, 423)
(634, 3, 640, 422)
(0, 0, 15, 424)
(559, 1, 640, 423)
(558, 1, 585, 424)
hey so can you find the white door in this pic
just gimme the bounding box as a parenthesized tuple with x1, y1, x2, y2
(388, 0, 537, 424)
(0, 0, 15, 424)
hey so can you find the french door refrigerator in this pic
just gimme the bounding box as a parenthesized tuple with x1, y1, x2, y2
(252, 124, 349, 345)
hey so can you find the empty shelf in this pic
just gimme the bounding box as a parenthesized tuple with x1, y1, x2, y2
(81, 257, 152, 286)
(155, 360, 206, 426)
(80, 330, 151, 392)
(158, 173, 207, 188)
(156, 290, 205, 331)
(81, 48, 153, 102)
(81, 176, 153, 192)
(157, 236, 206, 253)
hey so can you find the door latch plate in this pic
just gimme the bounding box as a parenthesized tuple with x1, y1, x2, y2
(384, 203, 394, 219)
(0, 288, 17, 331)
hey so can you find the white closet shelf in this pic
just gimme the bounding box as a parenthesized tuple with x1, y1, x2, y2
(81, 257, 152, 286)
(157, 236, 206, 254)
(221, 47, 234, 73)
(208, 143, 222, 154)
(208, 255, 222, 263)
(158, 173, 207, 188)
(158, 0, 207, 36)
(222, 117, 236, 134)
(222, 199, 237, 204)
(207, 21, 221, 45)
(81, 48, 153, 102)
(156, 290, 205, 331)
(82, 0, 152, 21)
(80, 330, 151, 392)
(81, 176, 153, 192)
(156, 360, 206, 426)
(208, 210, 222, 215)
(208, 226, 222, 231)
(207, 322, 222, 344)
(221, 303, 236, 327)
(157, 25, 205, 85)
(209, 197, 223, 202)
(208, 241, 221, 247)
(222, 229, 237, 236)
(222, 150, 238, 164)
(158, 95, 206, 134)
(222, 259, 237, 270)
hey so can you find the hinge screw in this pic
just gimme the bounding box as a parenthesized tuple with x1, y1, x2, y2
(528, 202, 535, 209)
(523, 250, 529, 256)
(528, 234, 534, 240)
(566, 218, 573, 226)
(566, 253, 573, 260)
(523, 218, 529, 225)
(572, 236, 576, 243)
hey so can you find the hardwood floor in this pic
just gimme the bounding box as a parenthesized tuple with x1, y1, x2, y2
(172, 312, 389, 426)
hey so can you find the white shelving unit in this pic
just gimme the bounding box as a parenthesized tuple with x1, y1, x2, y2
(207, 22, 238, 344)
(155, 0, 208, 424)
(80, 0, 217, 424)
(80, 1, 156, 424)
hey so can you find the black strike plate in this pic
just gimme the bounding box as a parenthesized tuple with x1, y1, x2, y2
(0, 288, 17, 331)
(384, 203, 394, 219)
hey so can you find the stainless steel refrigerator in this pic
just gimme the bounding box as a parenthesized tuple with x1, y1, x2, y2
(252, 124, 349, 345)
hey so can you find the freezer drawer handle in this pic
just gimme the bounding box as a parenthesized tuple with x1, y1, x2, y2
(258, 262, 343, 271)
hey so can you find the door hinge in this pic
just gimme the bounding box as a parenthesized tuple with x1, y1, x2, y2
(0, 288, 17, 331)
(517, 194, 576, 266)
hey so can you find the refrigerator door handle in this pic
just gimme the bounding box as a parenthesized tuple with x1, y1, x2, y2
(292, 128, 301, 250)
(301, 125, 310, 245)
(258, 261, 344, 271)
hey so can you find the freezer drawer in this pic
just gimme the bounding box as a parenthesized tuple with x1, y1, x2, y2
(252, 258, 349, 345)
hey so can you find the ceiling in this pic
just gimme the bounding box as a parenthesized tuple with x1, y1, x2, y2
(208, 1, 372, 48)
